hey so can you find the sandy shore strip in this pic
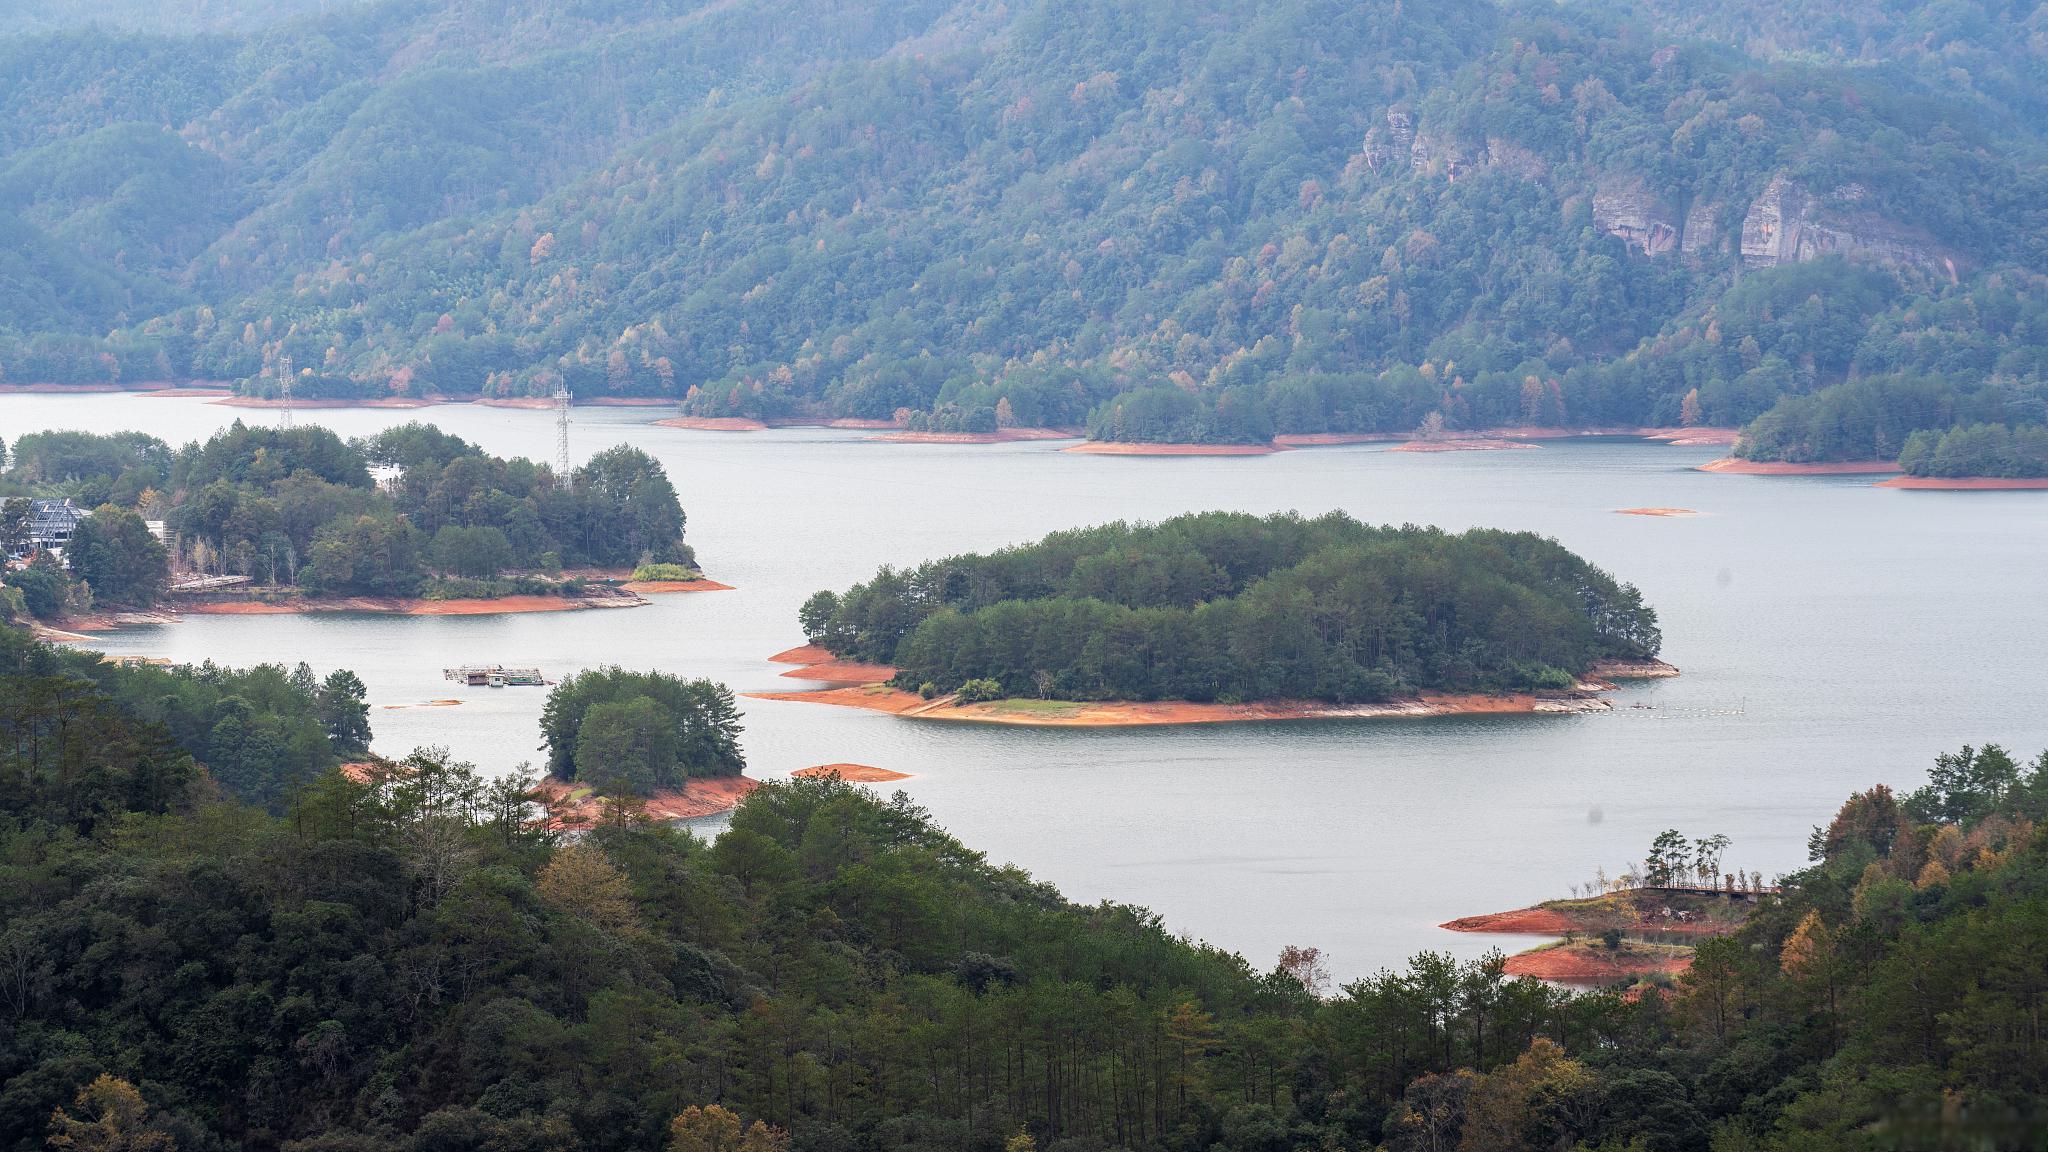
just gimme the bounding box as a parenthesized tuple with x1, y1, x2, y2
(771, 644, 903, 685)
(655, 415, 770, 431)
(1062, 441, 1282, 456)
(755, 647, 1669, 726)
(1444, 887, 1759, 983)
(1586, 658, 1682, 680)
(1698, 457, 1901, 475)
(1389, 438, 1537, 453)
(1270, 432, 1405, 447)
(1615, 507, 1699, 517)
(768, 643, 835, 664)
(749, 681, 1616, 727)
(1270, 427, 1737, 449)
(793, 763, 914, 783)
(213, 395, 445, 409)
(870, 428, 1079, 444)
(1875, 476, 2048, 490)
(1500, 941, 1694, 983)
(778, 661, 897, 684)
(619, 578, 735, 593)
(180, 591, 648, 616)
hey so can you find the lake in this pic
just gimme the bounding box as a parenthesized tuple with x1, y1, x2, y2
(9, 392, 2048, 981)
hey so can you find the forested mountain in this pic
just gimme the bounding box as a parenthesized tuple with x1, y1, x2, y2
(3, 625, 2047, 1150)
(801, 512, 1660, 702)
(3, 0, 2045, 447)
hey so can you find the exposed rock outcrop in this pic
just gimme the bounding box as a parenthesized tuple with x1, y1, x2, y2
(1486, 137, 1548, 182)
(1593, 177, 1680, 256)
(1681, 200, 1720, 261)
(1739, 174, 1948, 274)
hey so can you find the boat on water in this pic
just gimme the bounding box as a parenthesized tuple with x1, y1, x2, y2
(443, 665, 549, 687)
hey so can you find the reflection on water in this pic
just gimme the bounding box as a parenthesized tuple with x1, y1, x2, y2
(12, 393, 2048, 980)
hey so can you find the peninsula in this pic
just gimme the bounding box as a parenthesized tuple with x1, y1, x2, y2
(3, 424, 716, 632)
(765, 511, 1670, 727)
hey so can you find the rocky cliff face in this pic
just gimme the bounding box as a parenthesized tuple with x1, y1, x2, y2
(1592, 177, 1680, 256)
(1681, 200, 1720, 260)
(1739, 175, 1950, 275)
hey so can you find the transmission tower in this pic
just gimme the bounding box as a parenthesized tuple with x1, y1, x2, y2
(553, 384, 573, 488)
(276, 352, 294, 430)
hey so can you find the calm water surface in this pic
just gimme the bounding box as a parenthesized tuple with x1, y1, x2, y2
(9, 393, 2047, 980)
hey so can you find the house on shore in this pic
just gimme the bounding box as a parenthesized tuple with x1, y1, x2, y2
(6, 498, 86, 561)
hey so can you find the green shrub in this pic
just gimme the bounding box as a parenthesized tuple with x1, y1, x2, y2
(956, 678, 1004, 703)
(631, 562, 700, 581)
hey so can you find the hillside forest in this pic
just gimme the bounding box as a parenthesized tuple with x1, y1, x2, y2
(2, 0, 2046, 466)
(2, 626, 2046, 1151)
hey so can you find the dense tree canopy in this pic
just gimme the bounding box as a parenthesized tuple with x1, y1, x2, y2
(3, 624, 2046, 1150)
(540, 666, 746, 792)
(0, 425, 697, 606)
(804, 512, 1660, 702)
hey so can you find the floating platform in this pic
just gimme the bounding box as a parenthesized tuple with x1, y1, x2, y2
(443, 665, 548, 687)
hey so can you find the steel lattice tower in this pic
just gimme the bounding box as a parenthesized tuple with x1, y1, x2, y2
(276, 353, 294, 430)
(554, 384, 573, 488)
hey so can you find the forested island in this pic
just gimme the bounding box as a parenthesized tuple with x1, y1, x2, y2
(0, 423, 706, 625)
(6, 0, 2048, 462)
(1716, 374, 2048, 482)
(4, 620, 2046, 1149)
(777, 512, 1664, 724)
(530, 666, 753, 822)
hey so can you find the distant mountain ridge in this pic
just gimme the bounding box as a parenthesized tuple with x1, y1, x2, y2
(2, 0, 2044, 441)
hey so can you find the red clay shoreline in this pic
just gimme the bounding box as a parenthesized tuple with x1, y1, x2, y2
(746, 683, 1626, 725)
(870, 428, 1079, 444)
(533, 775, 758, 826)
(752, 649, 1674, 727)
(1444, 887, 1763, 984)
(61, 575, 728, 628)
(1876, 476, 2048, 490)
(1389, 438, 1537, 453)
(1063, 441, 1281, 456)
(793, 763, 913, 783)
(1699, 457, 1901, 475)
(183, 592, 648, 616)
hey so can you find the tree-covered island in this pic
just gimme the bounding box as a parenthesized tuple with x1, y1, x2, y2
(781, 512, 1665, 724)
(1, 423, 707, 624)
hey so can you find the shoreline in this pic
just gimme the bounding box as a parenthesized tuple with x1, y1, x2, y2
(180, 591, 650, 616)
(620, 578, 735, 593)
(792, 763, 914, 783)
(1062, 441, 1281, 456)
(755, 649, 1678, 727)
(1445, 887, 1761, 984)
(1616, 507, 1699, 517)
(749, 682, 1625, 727)
(533, 774, 758, 827)
(1067, 426, 1738, 456)
(1875, 475, 2048, 490)
(1699, 457, 1901, 475)
(869, 427, 1079, 444)
(1389, 438, 1537, 454)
